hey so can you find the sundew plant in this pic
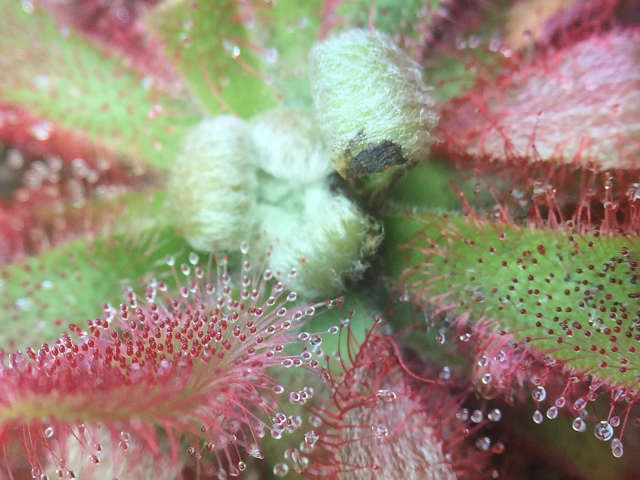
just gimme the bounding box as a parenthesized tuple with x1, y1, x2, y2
(0, 0, 639, 479)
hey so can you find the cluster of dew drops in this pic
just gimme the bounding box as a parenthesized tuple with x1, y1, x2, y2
(27, 424, 125, 480)
(159, 244, 346, 479)
(24, 242, 349, 480)
(429, 289, 632, 460)
(476, 348, 629, 458)
(527, 379, 629, 458)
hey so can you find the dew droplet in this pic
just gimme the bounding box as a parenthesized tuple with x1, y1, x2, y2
(32, 74, 52, 92)
(456, 408, 469, 421)
(16, 298, 33, 311)
(262, 48, 279, 64)
(573, 396, 587, 411)
(372, 425, 388, 438)
(555, 397, 566, 408)
(22, 0, 34, 14)
(532, 386, 546, 402)
(611, 438, 624, 457)
(488, 409, 502, 422)
(610, 416, 620, 428)
(376, 389, 396, 402)
(6, 149, 24, 169)
(223, 39, 241, 59)
(470, 410, 483, 423)
(475, 436, 491, 451)
(532, 410, 544, 424)
(594, 421, 614, 441)
(30, 121, 53, 141)
(147, 104, 163, 120)
(43, 426, 54, 438)
(546, 406, 558, 419)
(304, 430, 319, 445)
(309, 415, 322, 428)
(273, 463, 289, 477)
(572, 417, 586, 432)
(249, 443, 264, 459)
(300, 441, 313, 454)
(141, 75, 154, 90)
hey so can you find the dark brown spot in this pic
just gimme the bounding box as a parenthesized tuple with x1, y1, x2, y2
(342, 135, 407, 179)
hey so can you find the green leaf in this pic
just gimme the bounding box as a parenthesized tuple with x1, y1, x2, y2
(244, 0, 324, 107)
(262, 289, 376, 478)
(334, 0, 426, 43)
(0, 191, 192, 350)
(308, 290, 376, 357)
(330, 0, 506, 102)
(0, 2, 202, 170)
(383, 212, 640, 391)
(147, 0, 278, 117)
(382, 159, 492, 213)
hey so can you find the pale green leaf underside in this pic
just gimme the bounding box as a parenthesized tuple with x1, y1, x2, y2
(244, 0, 324, 107)
(0, 2, 201, 169)
(334, 0, 426, 42)
(147, 0, 279, 117)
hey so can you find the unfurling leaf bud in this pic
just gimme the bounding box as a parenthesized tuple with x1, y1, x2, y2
(261, 185, 382, 298)
(250, 107, 333, 183)
(167, 116, 258, 251)
(309, 29, 439, 179)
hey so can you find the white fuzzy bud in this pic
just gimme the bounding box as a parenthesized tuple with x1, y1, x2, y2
(167, 116, 258, 251)
(309, 29, 439, 179)
(251, 107, 333, 183)
(260, 185, 382, 298)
